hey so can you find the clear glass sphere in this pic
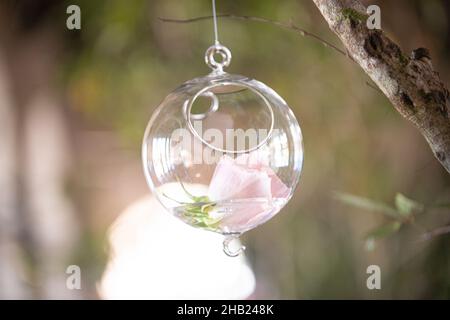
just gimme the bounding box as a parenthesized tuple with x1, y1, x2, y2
(143, 71, 304, 239)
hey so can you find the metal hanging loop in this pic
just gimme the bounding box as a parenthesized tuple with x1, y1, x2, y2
(205, 44, 232, 72)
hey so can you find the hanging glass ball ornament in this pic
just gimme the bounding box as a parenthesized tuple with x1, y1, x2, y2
(142, 43, 303, 256)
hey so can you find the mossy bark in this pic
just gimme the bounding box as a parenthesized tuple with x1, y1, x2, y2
(313, 0, 450, 173)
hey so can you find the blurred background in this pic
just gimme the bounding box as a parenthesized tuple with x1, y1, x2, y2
(0, 0, 449, 299)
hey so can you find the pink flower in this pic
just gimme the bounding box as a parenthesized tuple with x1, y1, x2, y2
(208, 154, 290, 232)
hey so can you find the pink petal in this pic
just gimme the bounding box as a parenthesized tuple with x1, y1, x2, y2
(208, 155, 272, 201)
(267, 169, 290, 198)
(219, 203, 272, 233)
(207, 153, 291, 232)
(235, 153, 290, 199)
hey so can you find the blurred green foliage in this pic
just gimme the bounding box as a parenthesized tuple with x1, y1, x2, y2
(54, 0, 450, 298)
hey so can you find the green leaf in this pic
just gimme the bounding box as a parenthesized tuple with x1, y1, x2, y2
(365, 238, 376, 251)
(364, 221, 402, 251)
(365, 221, 402, 240)
(181, 201, 220, 231)
(395, 193, 423, 216)
(430, 202, 450, 209)
(334, 192, 402, 219)
(169, 176, 221, 232)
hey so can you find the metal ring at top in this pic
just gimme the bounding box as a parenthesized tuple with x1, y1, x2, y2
(205, 44, 232, 72)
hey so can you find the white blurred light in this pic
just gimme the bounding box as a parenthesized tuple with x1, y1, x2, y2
(98, 187, 255, 300)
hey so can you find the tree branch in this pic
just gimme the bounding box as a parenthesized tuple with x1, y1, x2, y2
(159, 14, 351, 60)
(418, 224, 450, 242)
(312, 0, 450, 173)
(160, 15, 381, 105)
(160, 4, 450, 173)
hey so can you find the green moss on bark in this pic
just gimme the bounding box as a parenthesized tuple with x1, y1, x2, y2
(342, 8, 368, 23)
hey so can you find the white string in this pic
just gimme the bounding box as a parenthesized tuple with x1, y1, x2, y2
(212, 0, 219, 44)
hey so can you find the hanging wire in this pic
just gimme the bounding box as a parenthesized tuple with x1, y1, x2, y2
(212, 0, 219, 44)
(204, 0, 231, 72)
